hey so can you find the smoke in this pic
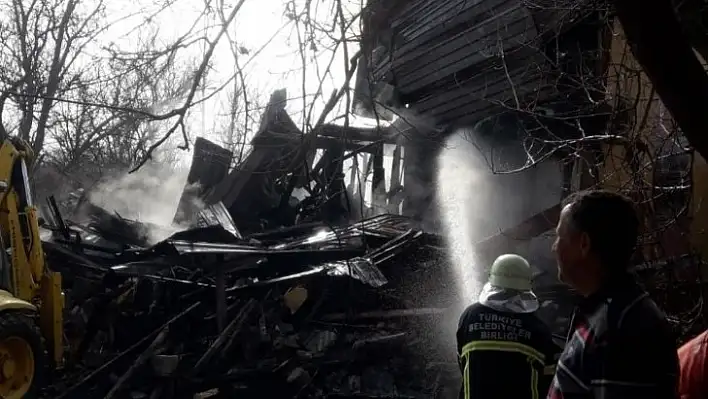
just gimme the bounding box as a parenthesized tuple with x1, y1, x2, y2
(87, 162, 203, 243)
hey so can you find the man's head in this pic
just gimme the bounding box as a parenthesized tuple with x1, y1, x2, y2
(552, 190, 639, 295)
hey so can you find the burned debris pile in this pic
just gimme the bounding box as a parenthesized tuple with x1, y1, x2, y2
(32, 88, 593, 398)
(34, 89, 469, 398)
(42, 203, 458, 398)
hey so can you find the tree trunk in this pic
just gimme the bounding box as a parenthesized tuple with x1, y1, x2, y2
(33, 0, 77, 155)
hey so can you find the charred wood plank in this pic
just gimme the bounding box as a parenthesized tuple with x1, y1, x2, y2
(208, 89, 301, 231)
(57, 302, 201, 399)
(104, 325, 171, 399)
(372, 142, 386, 210)
(47, 195, 71, 239)
(174, 137, 233, 224)
(352, 332, 407, 351)
(322, 308, 447, 321)
(315, 124, 390, 143)
(315, 136, 379, 151)
(319, 141, 347, 222)
(190, 299, 256, 376)
(387, 144, 403, 214)
(215, 262, 227, 331)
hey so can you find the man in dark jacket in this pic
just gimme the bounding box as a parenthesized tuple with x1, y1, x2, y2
(457, 253, 560, 399)
(548, 189, 679, 399)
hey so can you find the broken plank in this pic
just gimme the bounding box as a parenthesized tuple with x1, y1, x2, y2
(104, 326, 170, 399)
(190, 299, 257, 377)
(57, 302, 201, 399)
(321, 308, 447, 321)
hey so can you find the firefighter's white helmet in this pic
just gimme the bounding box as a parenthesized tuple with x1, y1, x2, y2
(479, 254, 538, 313)
(487, 254, 533, 291)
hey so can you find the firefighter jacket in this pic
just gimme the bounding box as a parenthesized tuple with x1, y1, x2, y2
(457, 302, 560, 399)
(547, 274, 679, 399)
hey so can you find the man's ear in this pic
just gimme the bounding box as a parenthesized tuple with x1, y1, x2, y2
(579, 232, 591, 257)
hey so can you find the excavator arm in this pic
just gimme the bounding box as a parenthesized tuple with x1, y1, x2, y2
(0, 137, 63, 398)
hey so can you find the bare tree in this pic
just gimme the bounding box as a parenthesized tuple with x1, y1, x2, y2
(0, 0, 252, 173)
(215, 81, 263, 168)
(0, 0, 110, 154)
(45, 41, 194, 178)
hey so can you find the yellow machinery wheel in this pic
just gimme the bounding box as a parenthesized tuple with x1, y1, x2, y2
(0, 313, 46, 399)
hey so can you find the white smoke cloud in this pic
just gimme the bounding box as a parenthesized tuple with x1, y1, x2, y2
(87, 162, 203, 243)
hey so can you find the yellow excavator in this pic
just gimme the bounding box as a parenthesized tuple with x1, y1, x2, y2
(0, 137, 63, 398)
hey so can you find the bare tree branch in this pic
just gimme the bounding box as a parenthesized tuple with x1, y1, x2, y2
(128, 0, 248, 173)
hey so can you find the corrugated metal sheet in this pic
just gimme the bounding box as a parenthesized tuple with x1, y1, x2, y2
(193, 202, 242, 239)
(325, 257, 389, 288)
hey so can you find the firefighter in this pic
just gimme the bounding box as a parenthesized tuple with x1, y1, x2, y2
(678, 329, 708, 399)
(457, 253, 560, 399)
(547, 189, 678, 398)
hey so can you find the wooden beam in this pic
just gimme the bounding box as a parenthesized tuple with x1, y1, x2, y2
(613, 0, 708, 161)
(474, 203, 561, 257)
(315, 123, 395, 144)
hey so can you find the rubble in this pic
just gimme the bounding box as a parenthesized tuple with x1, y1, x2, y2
(35, 89, 580, 398)
(42, 203, 467, 398)
(40, 181, 688, 398)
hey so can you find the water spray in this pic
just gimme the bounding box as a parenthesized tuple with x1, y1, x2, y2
(436, 129, 487, 306)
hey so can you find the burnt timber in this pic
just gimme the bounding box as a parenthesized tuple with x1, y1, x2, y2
(350, 0, 612, 223)
(354, 0, 606, 127)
